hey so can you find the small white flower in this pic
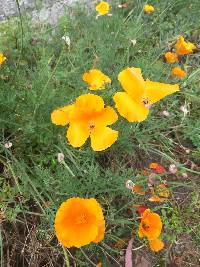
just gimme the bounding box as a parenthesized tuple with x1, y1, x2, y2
(57, 153, 65, 163)
(4, 142, 12, 149)
(125, 180, 135, 190)
(169, 164, 177, 174)
(62, 35, 71, 47)
(162, 110, 170, 117)
(130, 39, 137, 46)
(180, 105, 188, 116)
(107, 13, 113, 16)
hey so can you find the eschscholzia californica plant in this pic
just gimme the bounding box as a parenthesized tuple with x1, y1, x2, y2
(96, 1, 110, 16)
(51, 93, 118, 151)
(55, 197, 105, 248)
(175, 36, 196, 55)
(113, 67, 179, 122)
(144, 4, 155, 13)
(171, 66, 186, 78)
(164, 52, 178, 63)
(0, 53, 6, 65)
(82, 69, 111, 90)
(138, 209, 164, 252)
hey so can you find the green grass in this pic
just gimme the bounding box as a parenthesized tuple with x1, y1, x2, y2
(0, 0, 200, 266)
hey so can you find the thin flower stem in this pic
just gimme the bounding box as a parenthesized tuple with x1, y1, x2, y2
(62, 247, 70, 267)
(62, 161, 75, 177)
(33, 47, 65, 118)
(80, 248, 96, 267)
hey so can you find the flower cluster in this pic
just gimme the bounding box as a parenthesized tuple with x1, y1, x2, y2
(164, 36, 196, 79)
(51, 67, 179, 151)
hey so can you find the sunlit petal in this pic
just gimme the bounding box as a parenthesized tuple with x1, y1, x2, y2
(51, 104, 75, 126)
(144, 80, 179, 104)
(118, 67, 145, 102)
(94, 106, 118, 127)
(90, 126, 118, 151)
(113, 92, 149, 122)
(67, 122, 89, 148)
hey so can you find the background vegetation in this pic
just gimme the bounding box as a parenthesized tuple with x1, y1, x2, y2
(0, 0, 199, 266)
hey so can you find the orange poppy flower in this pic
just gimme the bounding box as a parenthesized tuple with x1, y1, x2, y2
(171, 67, 186, 78)
(149, 239, 164, 252)
(55, 197, 105, 248)
(175, 36, 196, 55)
(144, 4, 155, 13)
(0, 53, 6, 65)
(113, 67, 179, 122)
(149, 162, 166, 174)
(96, 1, 110, 15)
(164, 52, 178, 63)
(96, 263, 102, 267)
(82, 69, 111, 90)
(51, 94, 118, 151)
(138, 209, 162, 240)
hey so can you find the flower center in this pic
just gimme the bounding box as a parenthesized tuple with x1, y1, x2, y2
(142, 98, 152, 109)
(76, 214, 87, 224)
(142, 222, 150, 231)
(88, 121, 96, 132)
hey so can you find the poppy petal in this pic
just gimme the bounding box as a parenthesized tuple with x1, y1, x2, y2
(93, 219, 105, 243)
(149, 239, 164, 252)
(75, 93, 104, 113)
(95, 106, 118, 127)
(118, 67, 145, 102)
(144, 80, 179, 104)
(90, 126, 118, 151)
(51, 104, 75, 126)
(113, 92, 149, 122)
(67, 122, 89, 148)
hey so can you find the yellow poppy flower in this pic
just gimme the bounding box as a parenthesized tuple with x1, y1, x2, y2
(175, 36, 196, 55)
(55, 197, 105, 248)
(113, 67, 179, 122)
(82, 69, 111, 90)
(0, 53, 6, 65)
(171, 67, 186, 78)
(138, 209, 162, 240)
(164, 52, 178, 63)
(96, 1, 110, 16)
(51, 94, 118, 151)
(144, 4, 155, 13)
